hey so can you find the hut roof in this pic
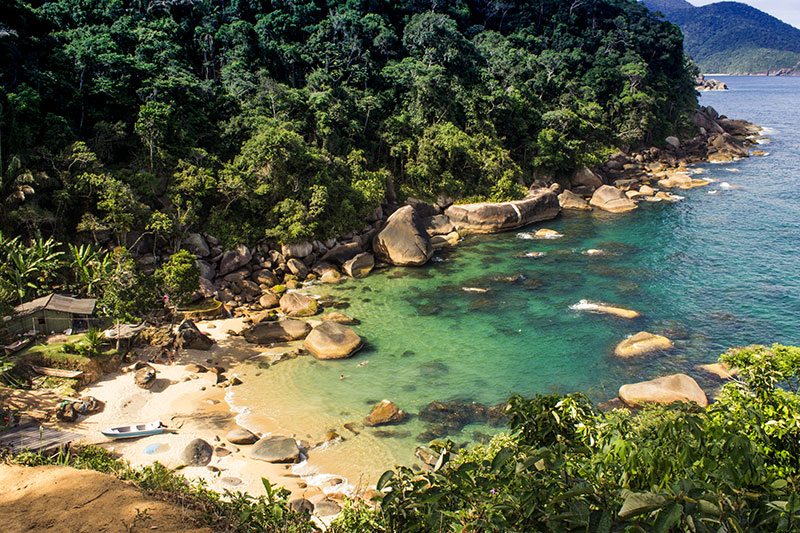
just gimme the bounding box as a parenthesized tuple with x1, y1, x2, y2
(14, 294, 96, 317)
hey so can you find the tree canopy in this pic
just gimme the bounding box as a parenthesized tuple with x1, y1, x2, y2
(1, 0, 696, 245)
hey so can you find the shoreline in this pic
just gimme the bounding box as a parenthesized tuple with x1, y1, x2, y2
(3, 106, 768, 522)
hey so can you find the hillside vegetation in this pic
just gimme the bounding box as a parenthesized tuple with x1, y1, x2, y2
(642, 0, 800, 73)
(0, 0, 695, 247)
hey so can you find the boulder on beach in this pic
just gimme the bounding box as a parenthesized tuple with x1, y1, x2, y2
(286, 258, 309, 279)
(134, 365, 157, 389)
(619, 374, 708, 407)
(558, 190, 592, 210)
(177, 319, 214, 350)
(342, 252, 374, 278)
(253, 269, 279, 287)
(365, 400, 407, 427)
(444, 189, 560, 233)
(614, 331, 674, 358)
(372, 205, 433, 266)
(243, 319, 312, 344)
(250, 435, 301, 463)
(303, 321, 363, 359)
(589, 185, 638, 213)
(181, 438, 213, 466)
(281, 241, 313, 259)
(279, 292, 319, 317)
(226, 428, 259, 445)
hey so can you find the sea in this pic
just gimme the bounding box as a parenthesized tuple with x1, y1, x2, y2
(227, 76, 800, 491)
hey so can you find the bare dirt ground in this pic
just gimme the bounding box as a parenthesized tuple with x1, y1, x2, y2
(0, 464, 213, 533)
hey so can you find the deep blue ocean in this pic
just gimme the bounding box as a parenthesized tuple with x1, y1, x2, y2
(229, 76, 800, 481)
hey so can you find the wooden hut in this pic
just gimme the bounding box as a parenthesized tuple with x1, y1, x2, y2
(3, 294, 96, 336)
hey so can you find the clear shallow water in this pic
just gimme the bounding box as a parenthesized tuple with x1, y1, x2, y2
(229, 76, 800, 483)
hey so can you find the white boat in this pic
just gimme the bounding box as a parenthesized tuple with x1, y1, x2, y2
(101, 421, 165, 439)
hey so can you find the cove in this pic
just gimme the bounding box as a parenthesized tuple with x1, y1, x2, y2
(227, 76, 800, 484)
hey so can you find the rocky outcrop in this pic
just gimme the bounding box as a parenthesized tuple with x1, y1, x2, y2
(250, 435, 301, 463)
(614, 331, 674, 358)
(342, 253, 374, 278)
(243, 319, 312, 344)
(279, 292, 319, 317)
(619, 374, 708, 407)
(695, 75, 728, 92)
(176, 319, 214, 350)
(183, 233, 210, 257)
(558, 190, 591, 211)
(281, 241, 312, 259)
(303, 322, 363, 359)
(365, 400, 407, 427)
(444, 189, 560, 234)
(589, 185, 638, 213)
(372, 205, 433, 266)
(323, 312, 359, 325)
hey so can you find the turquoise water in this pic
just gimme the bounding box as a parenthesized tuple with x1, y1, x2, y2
(229, 76, 800, 479)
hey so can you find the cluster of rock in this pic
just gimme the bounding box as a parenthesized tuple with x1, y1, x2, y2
(554, 106, 762, 214)
(695, 74, 728, 91)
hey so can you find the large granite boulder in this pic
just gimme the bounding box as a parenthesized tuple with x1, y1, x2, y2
(219, 244, 251, 276)
(558, 190, 592, 211)
(250, 435, 301, 463)
(708, 133, 749, 159)
(570, 167, 603, 190)
(279, 292, 319, 317)
(365, 400, 407, 427)
(243, 319, 311, 344)
(589, 185, 638, 213)
(691, 109, 725, 135)
(177, 319, 214, 350)
(342, 253, 374, 278)
(444, 189, 560, 233)
(304, 322, 363, 359)
(372, 205, 433, 266)
(423, 214, 455, 236)
(614, 331, 673, 358)
(181, 438, 213, 466)
(619, 374, 708, 407)
(286, 258, 309, 279)
(259, 292, 279, 309)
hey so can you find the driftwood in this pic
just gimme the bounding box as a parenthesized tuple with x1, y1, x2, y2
(31, 365, 84, 379)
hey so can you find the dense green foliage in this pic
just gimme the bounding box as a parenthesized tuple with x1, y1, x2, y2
(0, 232, 196, 321)
(1, 0, 696, 245)
(642, 0, 800, 73)
(3, 445, 319, 532)
(331, 345, 800, 532)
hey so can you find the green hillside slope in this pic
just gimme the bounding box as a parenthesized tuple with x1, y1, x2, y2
(642, 0, 800, 73)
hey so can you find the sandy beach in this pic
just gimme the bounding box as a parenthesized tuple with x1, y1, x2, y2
(65, 317, 359, 524)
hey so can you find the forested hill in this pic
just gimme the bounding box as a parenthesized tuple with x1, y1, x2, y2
(641, 0, 800, 73)
(1, 0, 695, 246)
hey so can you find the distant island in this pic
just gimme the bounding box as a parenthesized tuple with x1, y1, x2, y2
(641, 0, 800, 74)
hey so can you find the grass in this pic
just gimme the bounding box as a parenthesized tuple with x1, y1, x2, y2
(2, 445, 320, 532)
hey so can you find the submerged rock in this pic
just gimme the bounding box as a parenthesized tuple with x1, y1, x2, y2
(614, 331, 673, 358)
(619, 374, 708, 407)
